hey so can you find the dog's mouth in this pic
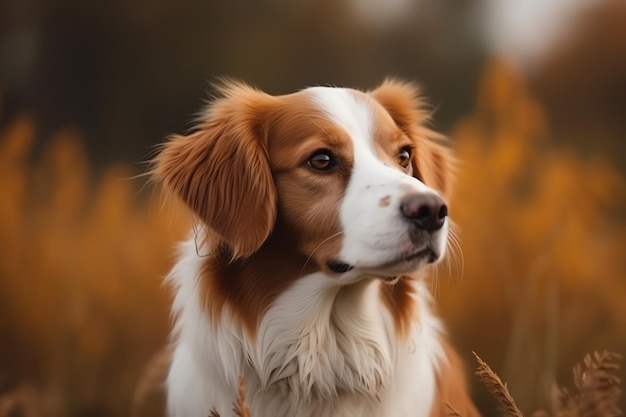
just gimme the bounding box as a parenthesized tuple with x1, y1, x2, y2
(327, 247, 438, 279)
(327, 260, 354, 274)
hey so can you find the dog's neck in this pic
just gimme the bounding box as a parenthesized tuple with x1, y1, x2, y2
(201, 233, 403, 399)
(243, 273, 396, 399)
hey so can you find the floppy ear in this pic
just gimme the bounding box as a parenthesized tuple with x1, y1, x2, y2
(153, 82, 277, 258)
(370, 79, 455, 200)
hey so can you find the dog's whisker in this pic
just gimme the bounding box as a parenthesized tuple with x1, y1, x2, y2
(299, 231, 345, 277)
(447, 229, 465, 282)
(445, 238, 457, 277)
(431, 263, 441, 298)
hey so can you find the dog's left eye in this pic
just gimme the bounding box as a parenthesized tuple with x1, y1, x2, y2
(398, 147, 412, 168)
(307, 150, 336, 171)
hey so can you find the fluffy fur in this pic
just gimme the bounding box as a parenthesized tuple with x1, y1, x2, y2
(154, 80, 479, 417)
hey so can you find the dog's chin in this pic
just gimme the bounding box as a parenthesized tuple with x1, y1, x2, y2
(327, 247, 440, 283)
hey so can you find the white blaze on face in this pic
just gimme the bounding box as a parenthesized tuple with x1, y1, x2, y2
(309, 87, 448, 276)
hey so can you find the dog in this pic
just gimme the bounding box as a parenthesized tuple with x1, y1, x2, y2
(153, 80, 479, 417)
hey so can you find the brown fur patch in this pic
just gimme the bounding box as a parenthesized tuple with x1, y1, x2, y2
(379, 277, 416, 336)
(379, 195, 391, 207)
(200, 225, 316, 336)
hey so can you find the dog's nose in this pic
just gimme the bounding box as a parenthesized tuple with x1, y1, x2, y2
(400, 193, 448, 232)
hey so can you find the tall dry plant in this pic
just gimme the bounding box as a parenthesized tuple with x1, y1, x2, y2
(208, 375, 251, 417)
(474, 352, 524, 417)
(549, 351, 623, 417)
(440, 59, 626, 411)
(0, 117, 189, 415)
(472, 351, 622, 417)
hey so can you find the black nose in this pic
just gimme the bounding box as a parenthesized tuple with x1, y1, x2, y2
(400, 193, 448, 232)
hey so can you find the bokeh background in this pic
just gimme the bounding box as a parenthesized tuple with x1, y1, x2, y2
(1, 0, 625, 416)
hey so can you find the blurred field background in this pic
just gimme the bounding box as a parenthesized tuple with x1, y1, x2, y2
(0, 0, 625, 416)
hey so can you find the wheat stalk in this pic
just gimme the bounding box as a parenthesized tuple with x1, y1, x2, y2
(473, 351, 525, 417)
(549, 351, 622, 417)
(208, 374, 251, 417)
(233, 374, 251, 417)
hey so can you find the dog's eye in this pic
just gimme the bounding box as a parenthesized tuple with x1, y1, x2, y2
(307, 151, 335, 171)
(398, 147, 412, 168)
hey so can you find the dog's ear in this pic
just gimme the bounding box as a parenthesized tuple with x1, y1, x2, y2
(154, 82, 277, 258)
(370, 79, 454, 200)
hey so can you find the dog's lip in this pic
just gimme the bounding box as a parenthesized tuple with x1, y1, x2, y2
(375, 247, 437, 270)
(327, 247, 438, 277)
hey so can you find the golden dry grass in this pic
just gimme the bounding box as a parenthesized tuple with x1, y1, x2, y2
(0, 58, 624, 416)
(473, 351, 622, 417)
(474, 352, 524, 417)
(0, 120, 189, 415)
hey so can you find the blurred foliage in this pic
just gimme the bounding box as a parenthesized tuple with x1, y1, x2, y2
(0, 59, 625, 416)
(530, 0, 626, 172)
(0, 117, 188, 415)
(0, 0, 484, 168)
(441, 59, 626, 413)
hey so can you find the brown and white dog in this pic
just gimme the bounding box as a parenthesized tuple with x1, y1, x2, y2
(154, 80, 479, 417)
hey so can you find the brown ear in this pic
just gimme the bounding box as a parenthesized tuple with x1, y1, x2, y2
(153, 82, 277, 258)
(370, 79, 455, 200)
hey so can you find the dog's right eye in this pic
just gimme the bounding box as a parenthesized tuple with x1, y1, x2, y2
(307, 151, 335, 171)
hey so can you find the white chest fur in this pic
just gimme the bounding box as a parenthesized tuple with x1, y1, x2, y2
(166, 237, 445, 417)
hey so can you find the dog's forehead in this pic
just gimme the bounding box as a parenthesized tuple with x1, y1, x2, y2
(304, 86, 400, 160)
(307, 87, 372, 140)
(305, 87, 391, 153)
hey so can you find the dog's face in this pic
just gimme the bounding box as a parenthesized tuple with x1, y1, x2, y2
(155, 80, 452, 283)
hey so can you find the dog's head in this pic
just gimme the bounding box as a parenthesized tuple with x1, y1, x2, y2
(154, 80, 453, 282)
